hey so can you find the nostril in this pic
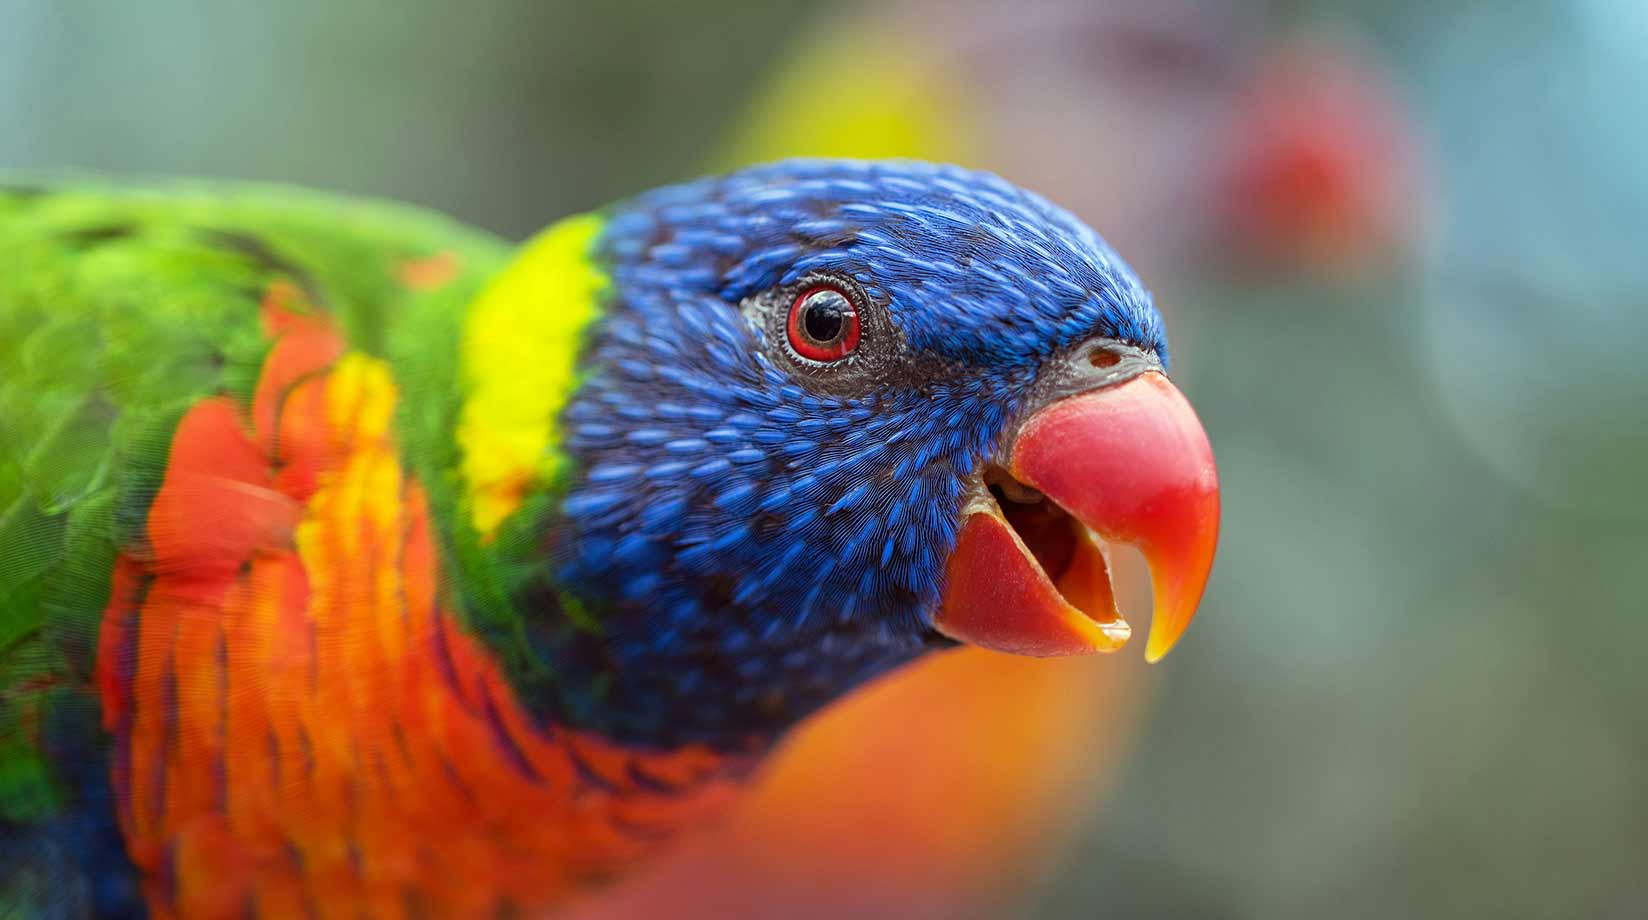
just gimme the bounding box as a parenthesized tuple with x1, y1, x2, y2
(1088, 349, 1122, 370)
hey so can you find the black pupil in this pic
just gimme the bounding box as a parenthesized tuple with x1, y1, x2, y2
(801, 290, 850, 343)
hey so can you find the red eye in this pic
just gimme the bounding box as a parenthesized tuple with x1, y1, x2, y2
(786, 285, 861, 362)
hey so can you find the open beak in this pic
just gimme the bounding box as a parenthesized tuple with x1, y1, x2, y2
(934, 371, 1220, 662)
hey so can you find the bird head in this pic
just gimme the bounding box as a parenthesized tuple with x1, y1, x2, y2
(546, 160, 1218, 747)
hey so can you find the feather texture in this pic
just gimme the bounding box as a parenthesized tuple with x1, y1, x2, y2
(0, 161, 1172, 916)
(98, 298, 740, 917)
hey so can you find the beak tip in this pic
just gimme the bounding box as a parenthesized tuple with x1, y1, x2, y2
(1144, 618, 1178, 662)
(1142, 577, 1213, 664)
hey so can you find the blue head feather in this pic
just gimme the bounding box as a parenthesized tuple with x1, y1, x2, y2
(540, 159, 1167, 749)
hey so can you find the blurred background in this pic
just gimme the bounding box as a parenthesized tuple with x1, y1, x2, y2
(4, 0, 1644, 917)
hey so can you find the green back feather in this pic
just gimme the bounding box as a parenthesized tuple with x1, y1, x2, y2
(0, 178, 509, 841)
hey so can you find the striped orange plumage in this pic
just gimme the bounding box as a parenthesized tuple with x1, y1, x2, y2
(98, 287, 743, 919)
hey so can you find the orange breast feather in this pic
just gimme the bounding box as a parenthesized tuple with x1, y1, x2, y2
(97, 286, 741, 920)
(580, 648, 1149, 919)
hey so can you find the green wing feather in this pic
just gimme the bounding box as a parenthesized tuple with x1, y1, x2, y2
(0, 179, 508, 911)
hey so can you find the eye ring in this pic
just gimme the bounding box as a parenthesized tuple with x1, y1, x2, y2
(785, 285, 862, 362)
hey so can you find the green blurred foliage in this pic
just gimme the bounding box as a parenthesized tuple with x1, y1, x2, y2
(1039, 3, 1648, 918)
(0, 0, 811, 237)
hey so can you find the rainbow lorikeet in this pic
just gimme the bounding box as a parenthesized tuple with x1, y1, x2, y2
(0, 159, 1219, 918)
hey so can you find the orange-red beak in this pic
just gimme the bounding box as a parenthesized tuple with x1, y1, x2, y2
(934, 372, 1219, 662)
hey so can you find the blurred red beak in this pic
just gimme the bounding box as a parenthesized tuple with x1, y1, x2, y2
(1219, 37, 1418, 274)
(934, 372, 1219, 662)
